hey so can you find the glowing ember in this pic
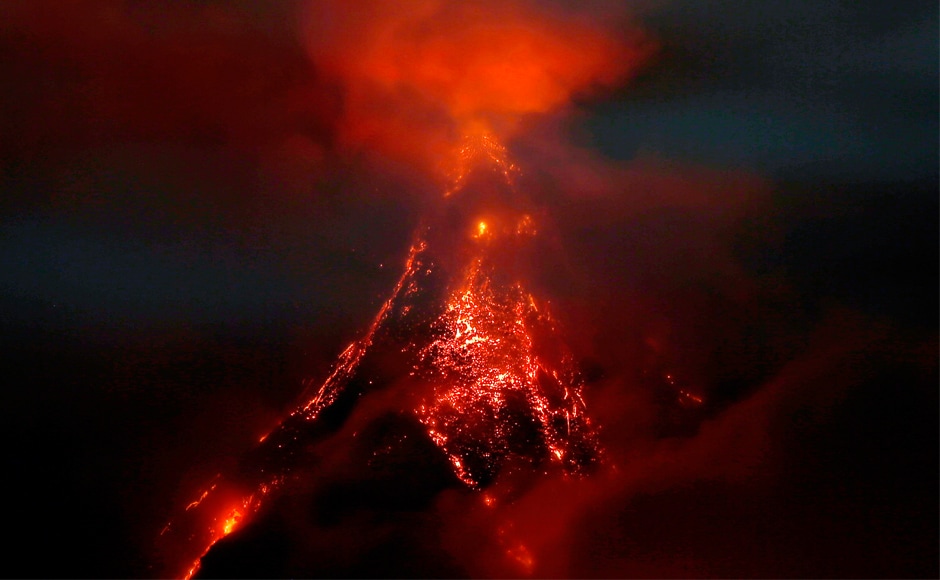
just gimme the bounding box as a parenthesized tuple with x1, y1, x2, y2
(507, 543, 535, 573)
(159, 132, 599, 578)
(173, 481, 275, 580)
(414, 255, 598, 487)
(446, 132, 519, 197)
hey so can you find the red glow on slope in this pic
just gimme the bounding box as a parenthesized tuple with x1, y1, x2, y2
(161, 128, 604, 579)
(293, 238, 428, 419)
(446, 132, 519, 196)
(177, 484, 275, 580)
(162, 235, 433, 579)
(415, 255, 597, 487)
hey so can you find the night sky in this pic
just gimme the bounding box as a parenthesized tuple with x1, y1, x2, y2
(1, 1, 937, 578)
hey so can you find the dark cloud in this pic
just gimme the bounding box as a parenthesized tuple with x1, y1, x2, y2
(587, 0, 938, 182)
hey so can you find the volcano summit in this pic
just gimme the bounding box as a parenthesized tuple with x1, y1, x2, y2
(154, 134, 604, 578)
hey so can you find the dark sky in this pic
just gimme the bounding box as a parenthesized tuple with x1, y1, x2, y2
(1, 1, 936, 577)
(594, 0, 938, 183)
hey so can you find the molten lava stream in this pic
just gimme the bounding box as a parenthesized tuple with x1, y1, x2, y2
(160, 131, 603, 578)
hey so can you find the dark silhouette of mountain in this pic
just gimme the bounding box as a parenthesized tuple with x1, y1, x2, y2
(154, 135, 657, 579)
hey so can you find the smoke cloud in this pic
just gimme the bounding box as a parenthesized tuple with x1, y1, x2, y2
(298, 0, 654, 174)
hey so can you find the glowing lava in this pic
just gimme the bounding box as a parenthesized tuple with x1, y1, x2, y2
(158, 131, 600, 578)
(172, 480, 274, 580)
(446, 132, 519, 197)
(415, 255, 597, 487)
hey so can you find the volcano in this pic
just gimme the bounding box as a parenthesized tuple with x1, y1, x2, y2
(152, 134, 622, 578)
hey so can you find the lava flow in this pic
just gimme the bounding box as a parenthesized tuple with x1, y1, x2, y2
(155, 132, 603, 578)
(416, 255, 599, 487)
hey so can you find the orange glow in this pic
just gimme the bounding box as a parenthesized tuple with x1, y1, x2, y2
(294, 238, 428, 419)
(446, 131, 519, 196)
(414, 251, 598, 486)
(507, 543, 535, 573)
(301, 0, 654, 172)
(183, 563, 200, 580)
(305, 1, 650, 118)
(515, 214, 536, 236)
(221, 508, 242, 536)
(679, 389, 704, 406)
(163, 131, 602, 577)
(185, 490, 209, 511)
(168, 236, 437, 579)
(170, 479, 281, 579)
